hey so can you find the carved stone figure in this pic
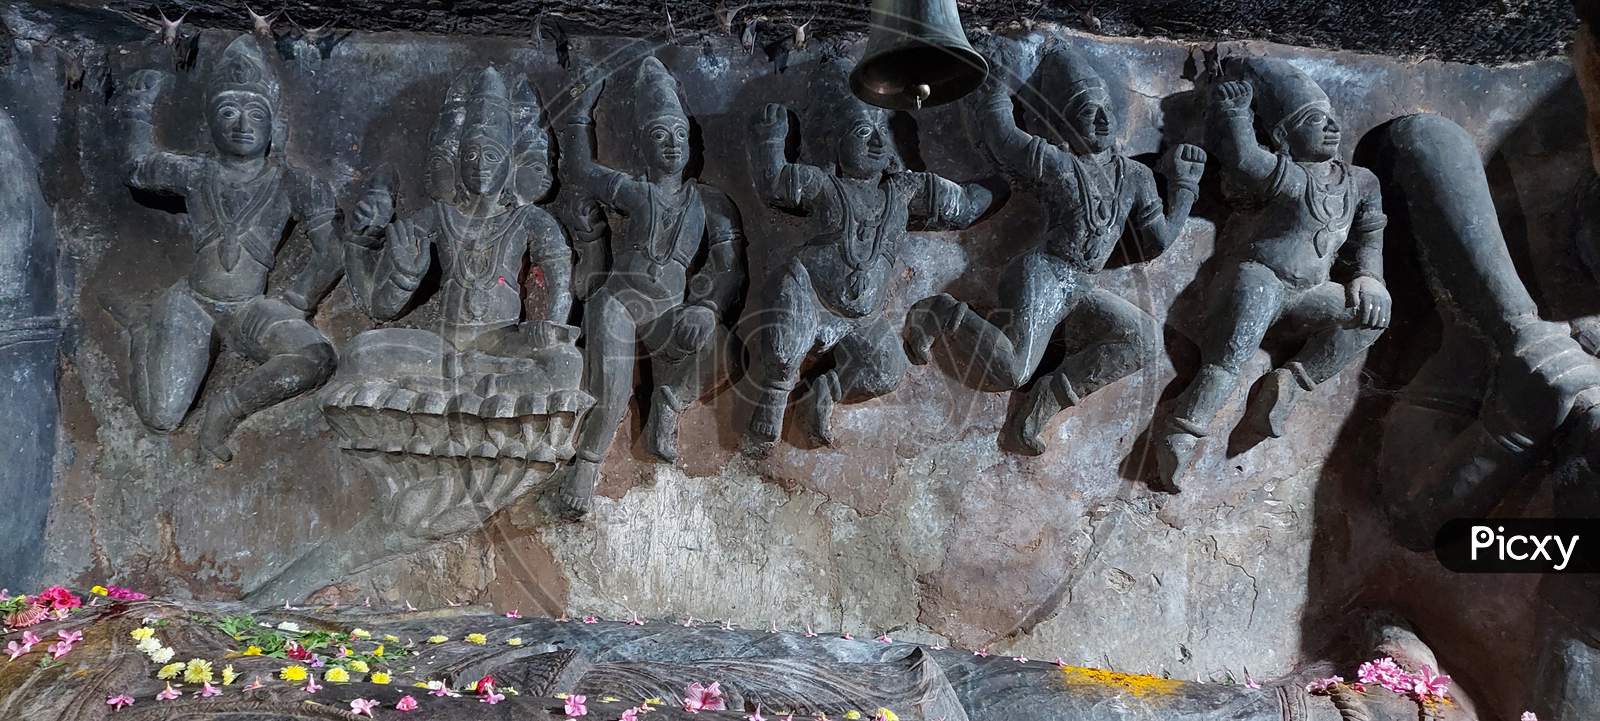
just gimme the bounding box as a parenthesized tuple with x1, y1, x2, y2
(552, 57, 748, 518)
(248, 66, 591, 602)
(1154, 57, 1390, 489)
(1376, 112, 1600, 720)
(902, 43, 1204, 454)
(116, 35, 343, 462)
(746, 55, 992, 448)
(3, 600, 1467, 721)
(0, 109, 57, 589)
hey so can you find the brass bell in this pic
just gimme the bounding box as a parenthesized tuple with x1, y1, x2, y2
(850, 0, 988, 111)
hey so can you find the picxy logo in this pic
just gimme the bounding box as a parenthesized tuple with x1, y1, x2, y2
(1436, 519, 1599, 573)
(1469, 526, 1579, 571)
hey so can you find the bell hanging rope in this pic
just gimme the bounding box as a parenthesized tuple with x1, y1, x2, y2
(849, 0, 988, 111)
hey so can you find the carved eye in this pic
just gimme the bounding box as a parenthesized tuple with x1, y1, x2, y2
(218, 106, 240, 120)
(853, 125, 872, 138)
(463, 148, 479, 161)
(651, 128, 669, 142)
(247, 108, 268, 123)
(483, 148, 502, 163)
(674, 127, 688, 141)
(1304, 111, 1327, 126)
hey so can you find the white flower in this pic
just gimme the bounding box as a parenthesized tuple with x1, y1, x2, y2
(276, 622, 302, 633)
(148, 646, 176, 664)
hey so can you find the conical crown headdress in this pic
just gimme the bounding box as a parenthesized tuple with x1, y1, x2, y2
(633, 57, 687, 126)
(208, 35, 280, 110)
(806, 53, 897, 173)
(462, 66, 513, 150)
(1222, 57, 1331, 136)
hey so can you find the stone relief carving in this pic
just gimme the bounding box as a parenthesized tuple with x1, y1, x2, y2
(548, 57, 749, 519)
(744, 55, 993, 449)
(901, 41, 1204, 455)
(1376, 112, 1600, 719)
(1153, 57, 1390, 490)
(248, 65, 594, 601)
(115, 34, 344, 462)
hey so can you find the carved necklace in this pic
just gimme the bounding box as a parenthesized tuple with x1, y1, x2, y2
(198, 160, 282, 273)
(643, 182, 694, 272)
(830, 174, 893, 304)
(1300, 160, 1353, 257)
(1070, 153, 1125, 243)
(438, 201, 512, 321)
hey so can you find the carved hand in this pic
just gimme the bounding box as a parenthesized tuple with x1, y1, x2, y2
(352, 186, 395, 238)
(119, 69, 171, 112)
(1211, 80, 1253, 113)
(387, 220, 429, 278)
(571, 72, 607, 114)
(755, 102, 790, 137)
(1345, 276, 1392, 329)
(1163, 143, 1207, 186)
(668, 303, 717, 357)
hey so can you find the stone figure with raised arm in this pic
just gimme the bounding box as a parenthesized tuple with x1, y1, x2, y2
(902, 42, 1205, 454)
(552, 57, 748, 519)
(117, 35, 342, 462)
(743, 55, 993, 449)
(1154, 57, 1390, 489)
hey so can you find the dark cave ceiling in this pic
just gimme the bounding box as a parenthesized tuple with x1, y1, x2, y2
(13, 0, 1589, 65)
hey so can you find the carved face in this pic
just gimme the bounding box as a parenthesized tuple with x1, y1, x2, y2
(208, 90, 273, 159)
(644, 116, 690, 175)
(517, 148, 554, 203)
(1275, 103, 1341, 162)
(1062, 91, 1115, 154)
(459, 135, 511, 197)
(837, 114, 890, 179)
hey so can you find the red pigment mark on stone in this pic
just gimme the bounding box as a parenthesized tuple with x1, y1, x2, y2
(532, 267, 546, 287)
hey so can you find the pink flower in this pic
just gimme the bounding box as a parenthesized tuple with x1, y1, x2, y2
(303, 677, 322, 694)
(841, 633, 853, 641)
(156, 683, 182, 701)
(199, 682, 221, 698)
(481, 690, 505, 705)
(46, 641, 73, 659)
(803, 626, 817, 638)
(57, 630, 83, 644)
(876, 634, 893, 644)
(473, 675, 496, 695)
(245, 678, 264, 690)
(1411, 665, 1451, 700)
(974, 649, 989, 658)
(682, 682, 727, 713)
(36, 587, 81, 612)
(107, 694, 135, 710)
(285, 641, 312, 661)
(350, 698, 379, 717)
(629, 614, 646, 626)
(1013, 656, 1028, 663)
(5, 641, 27, 661)
(308, 655, 325, 668)
(620, 708, 641, 721)
(748, 704, 766, 721)
(1357, 657, 1413, 695)
(582, 615, 599, 624)
(5, 604, 47, 629)
(566, 693, 590, 717)
(1306, 676, 1344, 694)
(426, 680, 459, 698)
(1244, 675, 1261, 689)
(1054, 657, 1066, 668)
(1523, 713, 1539, 721)
(505, 610, 522, 619)
(105, 586, 146, 601)
(21, 631, 39, 647)
(397, 695, 419, 711)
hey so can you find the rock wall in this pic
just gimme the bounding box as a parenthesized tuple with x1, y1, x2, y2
(4, 11, 1588, 719)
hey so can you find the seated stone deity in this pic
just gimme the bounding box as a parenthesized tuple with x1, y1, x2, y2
(1156, 57, 1391, 490)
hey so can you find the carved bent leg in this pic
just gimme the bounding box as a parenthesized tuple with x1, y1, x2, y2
(802, 315, 909, 446)
(554, 287, 640, 519)
(642, 309, 734, 463)
(1008, 289, 1160, 455)
(1158, 261, 1285, 490)
(130, 284, 216, 432)
(1244, 280, 1385, 438)
(908, 250, 1079, 393)
(746, 261, 822, 444)
(202, 297, 336, 462)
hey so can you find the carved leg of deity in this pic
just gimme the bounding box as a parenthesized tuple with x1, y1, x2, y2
(1158, 261, 1285, 490)
(905, 250, 1080, 392)
(801, 315, 909, 446)
(129, 284, 216, 432)
(1007, 289, 1161, 455)
(746, 261, 823, 445)
(199, 298, 336, 462)
(553, 287, 642, 519)
(1243, 281, 1384, 438)
(642, 313, 734, 463)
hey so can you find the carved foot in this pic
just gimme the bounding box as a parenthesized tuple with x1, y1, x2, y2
(1005, 376, 1074, 455)
(746, 396, 785, 445)
(799, 374, 839, 447)
(198, 399, 240, 462)
(642, 389, 682, 464)
(549, 460, 599, 521)
(1154, 429, 1200, 492)
(1243, 368, 1301, 439)
(903, 294, 960, 365)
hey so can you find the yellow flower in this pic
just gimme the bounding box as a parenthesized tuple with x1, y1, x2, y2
(129, 627, 155, 641)
(370, 672, 391, 685)
(507, 638, 524, 647)
(279, 666, 308, 682)
(413, 682, 430, 688)
(221, 665, 238, 685)
(183, 659, 214, 684)
(556, 693, 571, 699)
(351, 628, 372, 639)
(157, 662, 186, 680)
(427, 635, 448, 644)
(325, 667, 350, 684)
(602, 696, 622, 703)
(90, 585, 109, 596)
(465, 633, 488, 645)
(383, 634, 400, 643)
(241, 646, 263, 656)
(373, 645, 385, 658)
(347, 660, 370, 673)
(645, 698, 665, 706)
(845, 711, 863, 720)
(875, 709, 899, 721)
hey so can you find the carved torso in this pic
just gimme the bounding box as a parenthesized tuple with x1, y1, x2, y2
(1223, 156, 1382, 289)
(1024, 141, 1148, 272)
(603, 177, 707, 305)
(186, 159, 293, 301)
(407, 200, 564, 333)
(794, 173, 918, 319)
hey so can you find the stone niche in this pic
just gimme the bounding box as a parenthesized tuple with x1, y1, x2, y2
(2, 5, 1591, 720)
